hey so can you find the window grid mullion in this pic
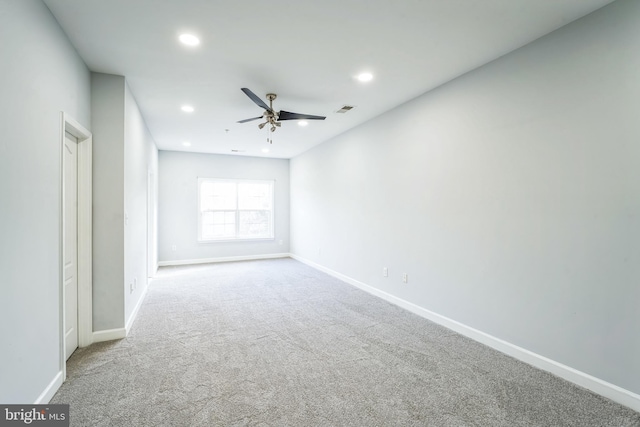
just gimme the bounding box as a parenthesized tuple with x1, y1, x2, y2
(234, 182, 239, 238)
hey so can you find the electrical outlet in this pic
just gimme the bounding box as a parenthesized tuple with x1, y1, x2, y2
(129, 282, 134, 293)
(172, 245, 177, 251)
(402, 273, 408, 283)
(317, 247, 321, 255)
(383, 267, 388, 277)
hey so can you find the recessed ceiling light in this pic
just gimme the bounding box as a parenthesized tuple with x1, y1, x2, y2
(262, 148, 270, 153)
(356, 72, 374, 82)
(181, 105, 194, 113)
(179, 34, 200, 46)
(298, 121, 308, 127)
(182, 141, 191, 147)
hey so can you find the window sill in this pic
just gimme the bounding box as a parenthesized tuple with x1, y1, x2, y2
(197, 237, 275, 244)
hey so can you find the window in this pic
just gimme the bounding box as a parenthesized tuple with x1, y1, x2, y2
(198, 178, 274, 241)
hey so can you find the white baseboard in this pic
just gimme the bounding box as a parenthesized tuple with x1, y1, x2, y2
(290, 254, 640, 413)
(35, 371, 63, 404)
(92, 328, 126, 343)
(158, 253, 290, 267)
(125, 282, 149, 334)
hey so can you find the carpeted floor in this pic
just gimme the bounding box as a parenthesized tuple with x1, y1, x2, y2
(52, 258, 640, 426)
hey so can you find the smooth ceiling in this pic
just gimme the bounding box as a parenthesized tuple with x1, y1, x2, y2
(43, 0, 615, 158)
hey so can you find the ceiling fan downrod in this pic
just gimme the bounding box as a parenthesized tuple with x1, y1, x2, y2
(259, 93, 280, 132)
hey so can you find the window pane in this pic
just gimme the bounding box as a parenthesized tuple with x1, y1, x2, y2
(200, 182, 214, 211)
(202, 212, 215, 239)
(202, 210, 236, 239)
(202, 182, 236, 210)
(212, 211, 226, 223)
(202, 211, 214, 224)
(239, 210, 271, 238)
(199, 179, 273, 241)
(212, 224, 225, 237)
(238, 182, 272, 210)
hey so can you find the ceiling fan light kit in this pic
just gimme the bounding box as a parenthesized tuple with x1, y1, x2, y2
(237, 88, 326, 142)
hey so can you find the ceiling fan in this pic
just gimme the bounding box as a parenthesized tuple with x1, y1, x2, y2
(237, 88, 325, 140)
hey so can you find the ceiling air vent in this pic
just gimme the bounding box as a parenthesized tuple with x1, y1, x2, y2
(336, 105, 355, 114)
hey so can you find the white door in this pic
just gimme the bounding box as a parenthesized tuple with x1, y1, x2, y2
(64, 132, 78, 360)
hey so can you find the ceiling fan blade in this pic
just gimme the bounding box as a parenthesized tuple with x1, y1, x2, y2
(237, 116, 263, 124)
(278, 110, 326, 121)
(241, 88, 272, 112)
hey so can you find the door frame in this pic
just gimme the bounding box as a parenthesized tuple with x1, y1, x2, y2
(59, 112, 92, 380)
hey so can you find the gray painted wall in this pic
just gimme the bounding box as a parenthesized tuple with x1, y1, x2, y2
(124, 82, 158, 325)
(0, 0, 91, 403)
(158, 151, 290, 262)
(92, 74, 159, 331)
(91, 73, 125, 331)
(290, 0, 640, 395)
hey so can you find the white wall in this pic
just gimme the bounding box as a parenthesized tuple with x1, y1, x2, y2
(124, 82, 158, 327)
(91, 73, 125, 331)
(291, 0, 640, 397)
(0, 0, 91, 403)
(158, 151, 289, 263)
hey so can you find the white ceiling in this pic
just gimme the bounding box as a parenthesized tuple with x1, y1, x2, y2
(43, 0, 615, 159)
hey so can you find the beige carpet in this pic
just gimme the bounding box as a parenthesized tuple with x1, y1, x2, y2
(52, 258, 640, 426)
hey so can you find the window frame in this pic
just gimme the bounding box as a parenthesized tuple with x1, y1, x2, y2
(197, 177, 275, 243)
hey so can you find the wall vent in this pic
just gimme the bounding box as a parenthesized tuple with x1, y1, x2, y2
(336, 105, 355, 114)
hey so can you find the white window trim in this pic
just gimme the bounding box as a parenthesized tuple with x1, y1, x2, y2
(197, 177, 275, 243)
